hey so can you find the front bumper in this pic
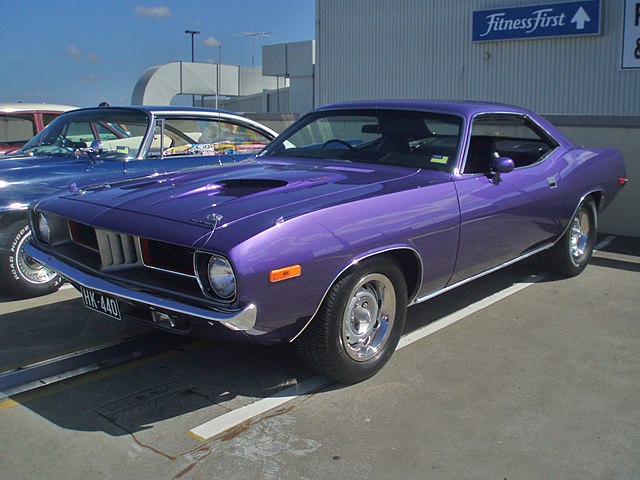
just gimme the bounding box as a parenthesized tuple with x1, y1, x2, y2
(24, 243, 257, 332)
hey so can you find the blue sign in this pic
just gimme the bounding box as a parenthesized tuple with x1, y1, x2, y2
(473, 1, 601, 42)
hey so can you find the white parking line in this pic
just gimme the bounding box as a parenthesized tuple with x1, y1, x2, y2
(189, 273, 546, 441)
(189, 376, 332, 441)
(397, 274, 545, 350)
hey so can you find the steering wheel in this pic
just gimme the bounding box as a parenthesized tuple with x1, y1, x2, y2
(322, 139, 353, 149)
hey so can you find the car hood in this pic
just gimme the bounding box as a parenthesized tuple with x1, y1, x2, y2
(55, 157, 443, 230)
(0, 154, 97, 183)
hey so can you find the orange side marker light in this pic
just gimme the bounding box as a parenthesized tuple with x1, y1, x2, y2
(270, 265, 302, 283)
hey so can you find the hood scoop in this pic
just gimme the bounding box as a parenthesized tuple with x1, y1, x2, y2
(171, 178, 289, 201)
(218, 179, 288, 190)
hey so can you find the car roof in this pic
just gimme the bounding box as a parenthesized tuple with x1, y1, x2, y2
(317, 100, 531, 117)
(0, 103, 78, 113)
(75, 105, 243, 116)
(56, 105, 279, 138)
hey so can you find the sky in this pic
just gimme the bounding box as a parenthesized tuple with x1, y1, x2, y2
(0, 0, 315, 107)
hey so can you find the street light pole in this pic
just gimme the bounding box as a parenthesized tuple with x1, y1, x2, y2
(185, 30, 200, 106)
(236, 31, 271, 67)
(185, 29, 200, 62)
(216, 44, 221, 110)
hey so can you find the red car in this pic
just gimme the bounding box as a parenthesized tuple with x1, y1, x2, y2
(0, 103, 77, 155)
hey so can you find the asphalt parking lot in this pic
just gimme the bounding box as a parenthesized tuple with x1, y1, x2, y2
(0, 235, 638, 480)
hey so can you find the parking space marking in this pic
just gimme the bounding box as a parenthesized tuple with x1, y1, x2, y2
(189, 273, 545, 441)
(189, 376, 331, 441)
(0, 398, 19, 412)
(397, 274, 544, 349)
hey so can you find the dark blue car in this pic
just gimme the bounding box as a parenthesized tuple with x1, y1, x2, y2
(0, 106, 277, 298)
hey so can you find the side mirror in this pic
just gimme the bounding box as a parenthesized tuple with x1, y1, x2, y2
(490, 157, 515, 184)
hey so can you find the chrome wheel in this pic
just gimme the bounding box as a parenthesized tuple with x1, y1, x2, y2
(541, 199, 597, 278)
(15, 229, 58, 285)
(341, 273, 396, 362)
(294, 257, 407, 383)
(569, 207, 592, 265)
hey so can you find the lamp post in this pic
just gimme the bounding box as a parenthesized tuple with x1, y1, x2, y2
(185, 29, 200, 62)
(216, 44, 221, 109)
(185, 30, 200, 106)
(236, 31, 271, 67)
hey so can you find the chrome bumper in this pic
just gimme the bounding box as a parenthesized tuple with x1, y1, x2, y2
(24, 244, 257, 332)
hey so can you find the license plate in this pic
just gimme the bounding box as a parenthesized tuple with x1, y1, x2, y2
(81, 287, 121, 320)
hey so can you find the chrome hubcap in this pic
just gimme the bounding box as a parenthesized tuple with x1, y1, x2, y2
(569, 208, 591, 264)
(342, 273, 396, 361)
(16, 230, 58, 285)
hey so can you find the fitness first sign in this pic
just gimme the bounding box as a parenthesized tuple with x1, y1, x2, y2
(623, 0, 640, 68)
(473, 1, 601, 42)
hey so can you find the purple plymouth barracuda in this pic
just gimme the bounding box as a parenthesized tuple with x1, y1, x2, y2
(26, 101, 627, 383)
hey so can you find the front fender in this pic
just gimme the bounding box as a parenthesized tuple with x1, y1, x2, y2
(227, 182, 460, 339)
(0, 207, 28, 231)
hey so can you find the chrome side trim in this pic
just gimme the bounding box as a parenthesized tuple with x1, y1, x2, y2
(410, 243, 553, 306)
(288, 246, 423, 343)
(25, 244, 256, 332)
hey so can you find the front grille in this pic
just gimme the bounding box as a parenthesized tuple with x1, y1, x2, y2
(69, 220, 99, 250)
(140, 238, 195, 276)
(95, 229, 139, 269)
(65, 219, 197, 279)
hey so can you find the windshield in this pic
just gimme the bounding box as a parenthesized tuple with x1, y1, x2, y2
(20, 109, 149, 159)
(263, 109, 462, 171)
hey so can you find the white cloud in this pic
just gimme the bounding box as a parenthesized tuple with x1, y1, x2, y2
(134, 6, 171, 18)
(67, 45, 99, 63)
(203, 36, 222, 48)
(81, 74, 100, 83)
(68, 45, 82, 60)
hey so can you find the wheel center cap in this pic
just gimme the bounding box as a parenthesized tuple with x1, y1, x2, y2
(353, 306, 373, 334)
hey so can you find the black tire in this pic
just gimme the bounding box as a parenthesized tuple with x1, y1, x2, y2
(0, 220, 63, 298)
(294, 257, 408, 384)
(542, 199, 597, 277)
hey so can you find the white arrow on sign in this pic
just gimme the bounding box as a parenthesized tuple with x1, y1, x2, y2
(571, 6, 591, 30)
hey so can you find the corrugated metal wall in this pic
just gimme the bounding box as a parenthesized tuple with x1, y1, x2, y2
(219, 88, 291, 113)
(316, 0, 639, 115)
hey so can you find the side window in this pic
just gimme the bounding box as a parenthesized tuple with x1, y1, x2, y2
(42, 113, 61, 127)
(464, 114, 558, 174)
(64, 122, 96, 146)
(0, 114, 36, 144)
(95, 123, 120, 141)
(161, 118, 271, 157)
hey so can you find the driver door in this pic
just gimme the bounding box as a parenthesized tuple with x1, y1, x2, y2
(449, 114, 565, 284)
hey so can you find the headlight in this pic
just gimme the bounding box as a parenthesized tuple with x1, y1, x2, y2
(207, 255, 236, 299)
(37, 212, 51, 244)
